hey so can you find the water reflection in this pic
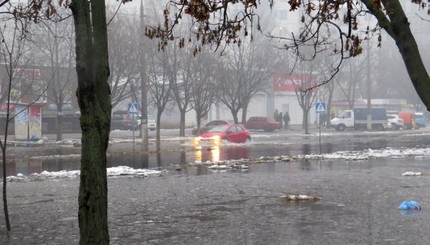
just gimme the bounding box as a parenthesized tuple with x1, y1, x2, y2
(1, 156, 81, 177)
(156, 152, 161, 168)
(139, 154, 149, 169)
(2, 133, 429, 177)
(300, 159, 311, 171)
(194, 144, 250, 163)
(180, 146, 186, 165)
(302, 144, 311, 155)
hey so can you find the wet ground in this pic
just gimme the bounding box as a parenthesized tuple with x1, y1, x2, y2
(2, 126, 430, 176)
(1, 127, 430, 244)
(1, 156, 430, 244)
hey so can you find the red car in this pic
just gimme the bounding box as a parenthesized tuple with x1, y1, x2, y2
(191, 119, 231, 135)
(197, 124, 251, 144)
(245, 116, 281, 132)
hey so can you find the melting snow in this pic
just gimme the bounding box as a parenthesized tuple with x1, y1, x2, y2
(5, 146, 430, 181)
(6, 166, 163, 182)
(193, 147, 430, 172)
(401, 171, 423, 176)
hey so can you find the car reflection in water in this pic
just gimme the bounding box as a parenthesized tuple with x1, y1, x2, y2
(193, 135, 250, 163)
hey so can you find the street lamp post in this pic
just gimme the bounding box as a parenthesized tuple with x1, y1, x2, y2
(140, 0, 149, 152)
(366, 38, 372, 130)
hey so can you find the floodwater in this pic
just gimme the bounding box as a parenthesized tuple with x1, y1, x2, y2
(2, 128, 430, 177)
(2, 156, 430, 244)
(2, 128, 430, 244)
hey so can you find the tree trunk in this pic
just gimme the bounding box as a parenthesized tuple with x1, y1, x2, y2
(196, 111, 202, 129)
(231, 109, 239, 124)
(241, 103, 248, 124)
(304, 109, 310, 134)
(1, 144, 10, 231)
(179, 109, 185, 137)
(302, 113, 305, 130)
(71, 0, 111, 243)
(56, 111, 63, 141)
(1, 107, 11, 231)
(156, 112, 162, 150)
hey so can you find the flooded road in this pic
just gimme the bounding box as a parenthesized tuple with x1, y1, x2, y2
(2, 128, 430, 244)
(2, 127, 430, 176)
(2, 156, 430, 244)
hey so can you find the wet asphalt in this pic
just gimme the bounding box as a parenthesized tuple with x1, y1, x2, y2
(1, 126, 430, 244)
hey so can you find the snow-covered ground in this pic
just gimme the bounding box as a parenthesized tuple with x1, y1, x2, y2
(6, 166, 164, 182)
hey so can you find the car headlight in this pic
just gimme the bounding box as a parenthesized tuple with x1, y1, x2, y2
(211, 135, 221, 145)
(193, 137, 201, 146)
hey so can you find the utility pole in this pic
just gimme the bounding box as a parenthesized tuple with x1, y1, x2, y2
(53, 22, 63, 141)
(140, 0, 149, 152)
(366, 38, 372, 130)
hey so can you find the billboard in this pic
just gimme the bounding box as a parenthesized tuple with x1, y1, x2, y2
(273, 73, 318, 92)
(14, 104, 42, 140)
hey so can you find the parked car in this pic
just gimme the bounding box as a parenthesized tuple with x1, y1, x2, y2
(386, 114, 404, 130)
(192, 120, 231, 135)
(195, 124, 251, 144)
(398, 111, 416, 130)
(111, 110, 140, 130)
(245, 116, 281, 132)
(415, 112, 426, 128)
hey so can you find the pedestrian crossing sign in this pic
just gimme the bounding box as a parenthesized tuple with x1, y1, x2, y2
(315, 102, 326, 114)
(128, 103, 139, 115)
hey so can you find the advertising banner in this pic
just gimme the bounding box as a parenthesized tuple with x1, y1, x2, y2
(14, 104, 42, 140)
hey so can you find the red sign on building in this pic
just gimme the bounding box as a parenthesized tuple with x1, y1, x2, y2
(0, 103, 16, 111)
(273, 73, 318, 92)
(13, 68, 41, 79)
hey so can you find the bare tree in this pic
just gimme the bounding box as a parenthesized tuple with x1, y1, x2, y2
(215, 61, 242, 123)
(190, 52, 218, 133)
(314, 55, 338, 127)
(107, 12, 139, 109)
(2, 0, 135, 241)
(215, 39, 275, 124)
(0, 16, 34, 232)
(32, 17, 76, 141)
(169, 42, 193, 137)
(292, 60, 318, 134)
(147, 40, 173, 148)
(235, 40, 273, 123)
(151, 0, 430, 115)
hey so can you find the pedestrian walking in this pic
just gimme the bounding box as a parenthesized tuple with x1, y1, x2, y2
(283, 112, 290, 129)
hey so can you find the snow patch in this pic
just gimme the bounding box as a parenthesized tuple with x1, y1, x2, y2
(193, 147, 430, 171)
(5, 166, 163, 182)
(401, 171, 423, 176)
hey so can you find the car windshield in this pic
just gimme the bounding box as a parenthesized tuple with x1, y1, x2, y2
(338, 111, 351, 119)
(208, 125, 229, 132)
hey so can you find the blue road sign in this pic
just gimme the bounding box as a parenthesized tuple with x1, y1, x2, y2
(128, 103, 139, 115)
(315, 102, 326, 114)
